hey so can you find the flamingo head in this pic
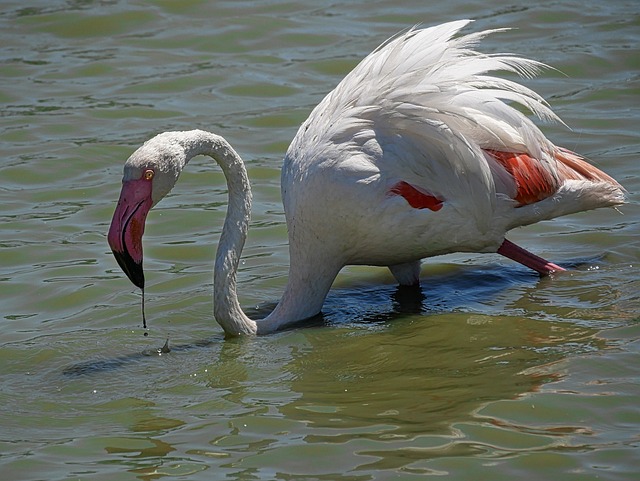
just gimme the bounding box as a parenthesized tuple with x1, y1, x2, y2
(107, 135, 186, 288)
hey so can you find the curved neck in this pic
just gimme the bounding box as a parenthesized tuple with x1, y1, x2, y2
(177, 130, 257, 335)
(175, 130, 335, 336)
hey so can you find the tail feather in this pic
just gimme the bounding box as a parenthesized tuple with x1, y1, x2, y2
(554, 147, 622, 186)
(501, 147, 626, 230)
(486, 147, 625, 209)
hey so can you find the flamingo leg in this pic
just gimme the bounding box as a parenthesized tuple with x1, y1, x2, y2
(497, 239, 566, 276)
(389, 260, 421, 286)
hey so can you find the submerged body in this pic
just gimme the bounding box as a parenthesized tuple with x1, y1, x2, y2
(108, 20, 625, 336)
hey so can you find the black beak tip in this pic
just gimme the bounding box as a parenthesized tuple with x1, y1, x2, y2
(112, 249, 145, 289)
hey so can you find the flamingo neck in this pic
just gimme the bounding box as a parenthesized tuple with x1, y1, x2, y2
(175, 130, 333, 336)
(173, 130, 256, 335)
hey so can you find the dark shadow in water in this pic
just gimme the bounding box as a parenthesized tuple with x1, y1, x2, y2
(62, 337, 217, 376)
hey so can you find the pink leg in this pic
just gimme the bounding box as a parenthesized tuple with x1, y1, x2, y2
(497, 239, 566, 276)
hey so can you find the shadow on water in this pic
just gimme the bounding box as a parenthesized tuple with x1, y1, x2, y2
(61, 258, 600, 377)
(61, 337, 218, 376)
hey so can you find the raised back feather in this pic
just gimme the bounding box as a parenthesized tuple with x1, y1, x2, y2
(292, 20, 561, 156)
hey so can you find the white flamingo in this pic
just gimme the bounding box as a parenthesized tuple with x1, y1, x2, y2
(108, 20, 625, 336)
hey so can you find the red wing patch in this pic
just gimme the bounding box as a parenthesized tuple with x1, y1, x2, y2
(484, 150, 558, 206)
(389, 181, 443, 211)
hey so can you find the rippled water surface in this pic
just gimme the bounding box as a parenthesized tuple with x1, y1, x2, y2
(1, 1, 639, 480)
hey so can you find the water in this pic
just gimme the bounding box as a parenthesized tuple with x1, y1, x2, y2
(1, 1, 638, 479)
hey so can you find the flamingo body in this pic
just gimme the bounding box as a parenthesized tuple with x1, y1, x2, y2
(108, 20, 625, 336)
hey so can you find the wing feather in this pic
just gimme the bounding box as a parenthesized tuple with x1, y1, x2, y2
(285, 20, 622, 232)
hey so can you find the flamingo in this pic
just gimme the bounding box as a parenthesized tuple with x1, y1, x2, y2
(108, 20, 625, 336)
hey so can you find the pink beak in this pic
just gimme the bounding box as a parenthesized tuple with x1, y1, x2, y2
(107, 178, 153, 289)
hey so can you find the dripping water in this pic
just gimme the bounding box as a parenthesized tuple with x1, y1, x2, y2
(141, 287, 148, 335)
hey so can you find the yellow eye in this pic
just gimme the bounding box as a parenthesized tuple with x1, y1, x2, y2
(143, 169, 154, 181)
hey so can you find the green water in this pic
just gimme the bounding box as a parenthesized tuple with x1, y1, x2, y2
(1, 1, 639, 480)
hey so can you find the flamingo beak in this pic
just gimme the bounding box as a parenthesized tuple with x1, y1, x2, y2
(107, 178, 153, 289)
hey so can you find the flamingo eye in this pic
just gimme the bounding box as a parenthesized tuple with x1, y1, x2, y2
(143, 169, 154, 181)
